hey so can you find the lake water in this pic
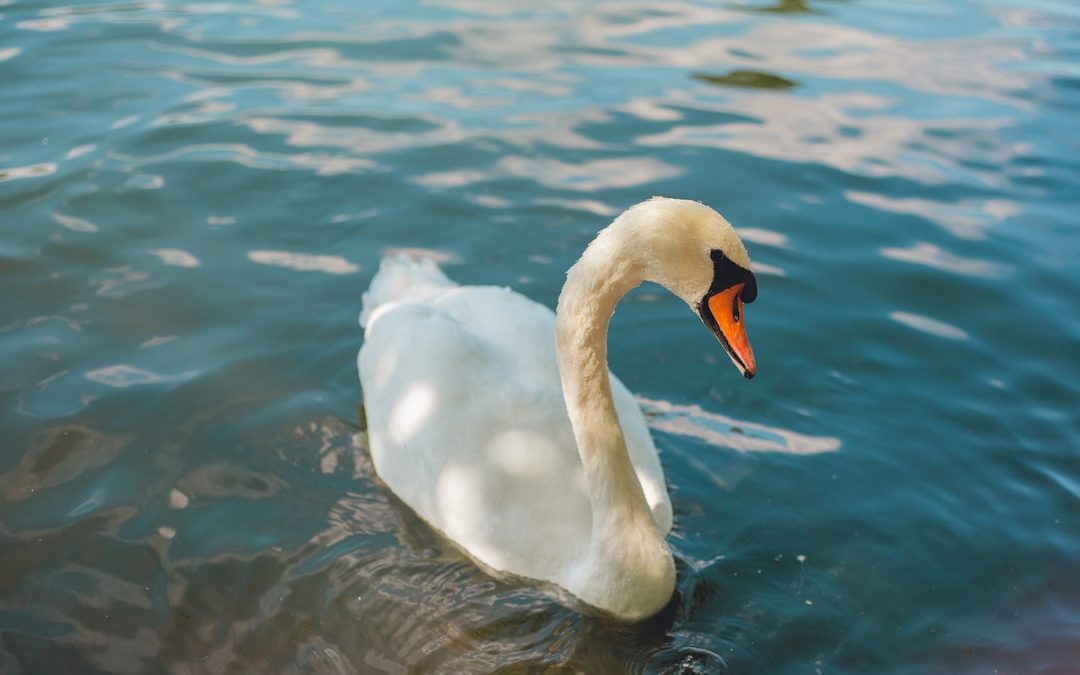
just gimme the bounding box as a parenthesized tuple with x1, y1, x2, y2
(1, 0, 1078, 672)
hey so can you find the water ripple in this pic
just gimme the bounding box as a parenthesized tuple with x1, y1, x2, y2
(879, 241, 1005, 278)
(85, 364, 201, 388)
(889, 310, 970, 341)
(1, 0, 1077, 672)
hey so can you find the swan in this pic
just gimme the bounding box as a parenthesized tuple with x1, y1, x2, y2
(358, 197, 757, 621)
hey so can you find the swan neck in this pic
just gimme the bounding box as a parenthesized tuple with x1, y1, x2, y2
(554, 230, 654, 535)
(553, 211, 681, 618)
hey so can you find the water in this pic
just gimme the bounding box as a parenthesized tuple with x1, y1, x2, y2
(1, 0, 1077, 672)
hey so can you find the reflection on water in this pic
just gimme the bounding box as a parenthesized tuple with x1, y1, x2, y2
(246, 250, 360, 275)
(639, 397, 840, 456)
(1, 0, 1078, 672)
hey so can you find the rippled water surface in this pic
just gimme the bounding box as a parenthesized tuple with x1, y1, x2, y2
(2, 0, 1078, 672)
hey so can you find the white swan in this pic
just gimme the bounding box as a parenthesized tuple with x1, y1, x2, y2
(358, 197, 757, 620)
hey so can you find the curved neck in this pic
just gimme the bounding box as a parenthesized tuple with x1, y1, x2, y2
(554, 227, 658, 546)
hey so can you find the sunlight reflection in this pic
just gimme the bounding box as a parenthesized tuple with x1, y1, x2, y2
(241, 115, 455, 154)
(111, 143, 376, 176)
(85, 365, 201, 388)
(638, 92, 1014, 185)
(848, 191, 1017, 240)
(0, 163, 56, 182)
(498, 156, 682, 191)
(638, 397, 840, 455)
(736, 227, 788, 248)
(532, 197, 617, 216)
(64, 144, 96, 159)
(247, 250, 359, 274)
(889, 311, 969, 341)
(139, 336, 177, 349)
(16, 18, 71, 32)
(751, 261, 785, 277)
(52, 212, 98, 233)
(879, 242, 1005, 278)
(150, 249, 201, 268)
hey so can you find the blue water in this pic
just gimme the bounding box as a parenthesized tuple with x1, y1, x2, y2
(1, 0, 1078, 672)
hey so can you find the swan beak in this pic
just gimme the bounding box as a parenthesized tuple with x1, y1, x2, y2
(704, 283, 756, 379)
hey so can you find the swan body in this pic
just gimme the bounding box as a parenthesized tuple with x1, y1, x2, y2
(358, 197, 756, 620)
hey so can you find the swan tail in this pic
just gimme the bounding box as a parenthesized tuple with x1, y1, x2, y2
(360, 254, 456, 328)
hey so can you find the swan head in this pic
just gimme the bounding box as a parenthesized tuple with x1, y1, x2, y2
(619, 197, 758, 379)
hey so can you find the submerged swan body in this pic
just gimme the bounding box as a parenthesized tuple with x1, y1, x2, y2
(358, 197, 757, 620)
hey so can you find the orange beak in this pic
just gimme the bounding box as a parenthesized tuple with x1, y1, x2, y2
(706, 283, 756, 379)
